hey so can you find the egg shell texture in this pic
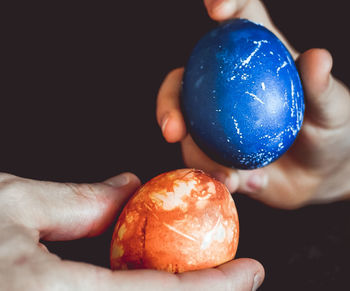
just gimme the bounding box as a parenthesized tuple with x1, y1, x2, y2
(110, 169, 239, 273)
(181, 19, 304, 169)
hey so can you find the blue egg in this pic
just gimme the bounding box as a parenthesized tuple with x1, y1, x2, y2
(181, 19, 304, 169)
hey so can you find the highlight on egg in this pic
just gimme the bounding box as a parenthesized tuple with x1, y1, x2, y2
(181, 18, 304, 169)
(110, 168, 239, 273)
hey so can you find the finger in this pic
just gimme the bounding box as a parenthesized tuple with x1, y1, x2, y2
(2, 172, 141, 241)
(234, 159, 320, 209)
(298, 48, 350, 128)
(45, 258, 263, 291)
(182, 133, 317, 209)
(204, 0, 298, 58)
(200, 158, 271, 206)
(156, 68, 187, 143)
(204, 0, 244, 20)
(181, 135, 240, 193)
(181, 135, 267, 200)
(178, 258, 264, 291)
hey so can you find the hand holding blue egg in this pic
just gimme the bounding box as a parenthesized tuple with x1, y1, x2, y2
(181, 19, 304, 169)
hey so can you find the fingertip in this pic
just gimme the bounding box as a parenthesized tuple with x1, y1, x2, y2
(252, 260, 265, 290)
(245, 170, 268, 193)
(218, 258, 265, 290)
(212, 171, 239, 193)
(87, 173, 141, 237)
(104, 172, 141, 189)
(236, 169, 268, 198)
(103, 172, 141, 202)
(120, 172, 142, 188)
(205, 0, 238, 21)
(160, 113, 170, 135)
(161, 111, 187, 143)
(298, 48, 333, 95)
(317, 48, 333, 72)
(156, 67, 186, 143)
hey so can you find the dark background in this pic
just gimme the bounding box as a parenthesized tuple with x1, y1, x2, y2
(1, 1, 349, 290)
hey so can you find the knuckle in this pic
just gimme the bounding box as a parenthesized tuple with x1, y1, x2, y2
(63, 182, 89, 199)
(63, 182, 101, 204)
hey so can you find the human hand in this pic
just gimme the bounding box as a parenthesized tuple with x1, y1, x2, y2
(0, 172, 264, 290)
(156, 0, 350, 209)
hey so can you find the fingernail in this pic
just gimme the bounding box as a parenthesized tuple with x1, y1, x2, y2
(105, 174, 130, 188)
(160, 114, 169, 135)
(252, 274, 262, 291)
(246, 172, 268, 193)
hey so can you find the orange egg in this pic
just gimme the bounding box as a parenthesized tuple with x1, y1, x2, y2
(110, 168, 239, 273)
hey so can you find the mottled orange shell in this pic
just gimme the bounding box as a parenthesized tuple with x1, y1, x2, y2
(110, 168, 239, 273)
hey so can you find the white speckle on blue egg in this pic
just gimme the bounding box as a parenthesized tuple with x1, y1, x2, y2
(240, 43, 261, 67)
(276, 61, 287, 76)
(259, 134, 272, 140)
(232, 118, 244, 144)
(290, 80, 295, 117)
(195, 76, 205, 88)
(290, 126, 298, 136)
(245, 91, 264, 105)
(241, 73, 249, 80)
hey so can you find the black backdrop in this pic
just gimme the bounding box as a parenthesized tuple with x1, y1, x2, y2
(2, 1, 349, 290)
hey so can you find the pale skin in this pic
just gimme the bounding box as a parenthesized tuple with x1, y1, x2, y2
(0, 172, 264, 291)
(156, 0, 350, 209)
(3, 1, 349, 289)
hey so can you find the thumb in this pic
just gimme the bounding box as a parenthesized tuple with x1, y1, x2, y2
(3, 172, 140, 241)
(298, 48, 350, 128)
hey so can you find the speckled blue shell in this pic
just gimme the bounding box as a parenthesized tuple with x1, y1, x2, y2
(181, 19, 304, 169)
